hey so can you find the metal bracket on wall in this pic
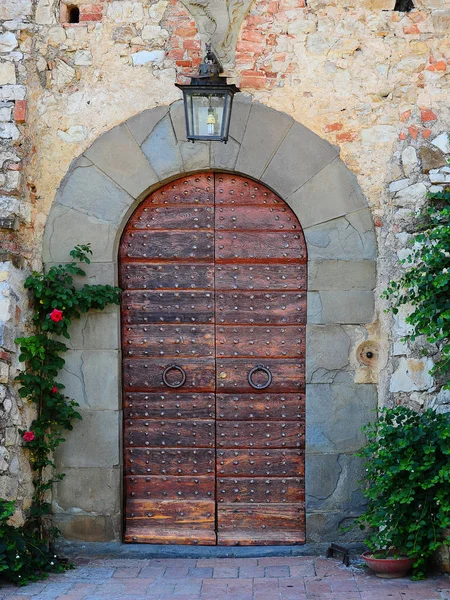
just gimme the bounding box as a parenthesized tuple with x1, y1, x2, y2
(327, 543, 350, 567)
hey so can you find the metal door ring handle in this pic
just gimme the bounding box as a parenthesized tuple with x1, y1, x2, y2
(248, 365, 272, 390)
(162, 364, 186, 388)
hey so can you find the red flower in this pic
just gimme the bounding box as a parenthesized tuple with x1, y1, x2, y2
(51, 386, 58, 393)
(49, 309, 63, 323)
(23, 431, 35, 442)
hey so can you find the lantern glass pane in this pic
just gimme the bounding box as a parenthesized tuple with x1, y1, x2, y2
(186, 92, 226, 139)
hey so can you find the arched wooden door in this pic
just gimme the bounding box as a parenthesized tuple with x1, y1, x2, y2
(120, 173, 306, 545)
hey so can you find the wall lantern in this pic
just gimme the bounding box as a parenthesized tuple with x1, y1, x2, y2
(175, 44, 240, 143)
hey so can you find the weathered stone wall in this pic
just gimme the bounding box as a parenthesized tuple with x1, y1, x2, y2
(1, 0, 450, 541)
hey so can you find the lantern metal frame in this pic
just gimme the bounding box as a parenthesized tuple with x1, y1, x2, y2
(175, 44, 240, 143)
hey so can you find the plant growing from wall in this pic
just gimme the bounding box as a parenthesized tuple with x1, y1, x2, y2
(0, 245, 120, 585)
(383, 189, 450, 387)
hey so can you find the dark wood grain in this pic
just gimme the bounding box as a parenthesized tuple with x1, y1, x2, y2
(123, 358, 215, 391)
(216, 292, 306, 325)
(216, 359, 305, 393)
(126, 419, 215, 448)
(216, 232, 306, 262)
(216, 205, 304, 232)
(120, 263, 214, 291)
(125, 448, 215, 475)
(216, 326, 305, 358)
(124, 393, 215, 420)
(126, 475, 215, 500)
(123, 324, 214, 358)
(216, 421, 304, 449)
(216, 478, 305, 503)
(129, 205, 214, 230)
(216, 394, 305, 420)
(122, 230, 214, 260)
(215, 264, 306, 291)
(122, 291, 214, 323)
(217, 449, 304, 477)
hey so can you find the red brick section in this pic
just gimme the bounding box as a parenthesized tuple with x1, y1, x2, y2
(0, 556, 448, 599)
(164, 0, 202, 80)
(14, 100, 26, 124)
(79, 3, 103, 22)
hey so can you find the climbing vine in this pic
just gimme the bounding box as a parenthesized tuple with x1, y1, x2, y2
(383, 189, 450, 387)
(0, 245, 120, 585)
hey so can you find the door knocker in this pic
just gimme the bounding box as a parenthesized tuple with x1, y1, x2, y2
(162, 364, 187, 388)
(248, 364, 272, 390)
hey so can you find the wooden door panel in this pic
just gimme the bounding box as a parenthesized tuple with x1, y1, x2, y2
(214, 173, 306, 546)
(124, 393, 215, 420)
(122, 230, 214, 260)
(126, 475, 215, 500)
(123, 358, 215, 392)
(216, 478, 305, 503)
(122, 263, 214, 291)
(215, 264, 306, 291)
(216, 359, 305, 393)
(122, 172, 306, 545)
(122, 291, 214, 323)
(216, 232, 306, 262)
(217, 449, 305, 477)
(216, 326, 305, 358)
(216, 292, 306, 324)
(216, 394, 305, 421)
(129, 205, 214, 230)
(121, 174, 217, 545)
(216, 205, 302, 231)
(125, 448, 215, 475)
(216, 421, 304, 449)
(126, 420, 215, 448)
(123, 324, 214, 358)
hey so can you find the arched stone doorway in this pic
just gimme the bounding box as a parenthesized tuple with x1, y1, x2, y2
(120, 172, 307, 545)
(44, 97, 377, 543)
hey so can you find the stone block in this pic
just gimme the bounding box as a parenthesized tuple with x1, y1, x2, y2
(0, 33, 17, 53)
(306, 325, 351, 383)
(262, 122, 338, 199)
(306, 511, 364, 543)
(58, 350, 120, 411)
(308, 260, 376, 291)
(56, 409, 120, 468)
(66, 310, 119, 350)
(55, 164, 133, 227)
(287, 159, 367, 229)
(179, 140, 211, 172)
(53, 513, 119, 542)
(390, 357, 434, 392)
(43, 204, 116, 264)
(228, 95, 251, 144)
(306, 383, 377, 453)
(393, 182, 427, 207)
(57, 125, 88, 143)
(0, 0, 32, 19)
(0, 63, 16, 85)
(307, 291, 375, 324)
(170, 100, 188, 142)
(142, 115, 184, 180)
(432, 9, 450, 33)
(55, 467, 120, 513)
(420, 147, 446, 173)
(44, 262, 116, 285)
(304, 208, 376, 261)
(235, 103, 294, 180)
(431, 133, 450, 154)
(211, 136, 240, 171)
(84, 124, 158, 199)
(306, 453, 366, 512)
(127, 105, 169, 146)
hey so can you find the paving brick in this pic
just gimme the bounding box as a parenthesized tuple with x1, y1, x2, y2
(213, 567, 239, 578)
(188, 567, 213, 578)
(164, 566, 189, 579)
(239, 565, 265, 578)
(265, 566, 291, 578)
(112, 567, 142, 578)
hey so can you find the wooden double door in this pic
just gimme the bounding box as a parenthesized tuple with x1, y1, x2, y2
(120, 173, 306, 545)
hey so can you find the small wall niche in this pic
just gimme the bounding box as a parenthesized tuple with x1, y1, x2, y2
(60, 3, 80, 24)
(394, 0, 415, 11)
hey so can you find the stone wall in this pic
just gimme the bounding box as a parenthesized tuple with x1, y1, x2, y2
(1, 0, 450, 541)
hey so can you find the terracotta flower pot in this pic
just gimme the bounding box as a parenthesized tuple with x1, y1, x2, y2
(361, 551, 415, 578)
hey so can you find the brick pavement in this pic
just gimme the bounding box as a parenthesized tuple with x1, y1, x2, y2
(1, 556, 449, 600)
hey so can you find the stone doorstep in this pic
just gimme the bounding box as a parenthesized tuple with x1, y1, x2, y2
(54, 540, 366, 560)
